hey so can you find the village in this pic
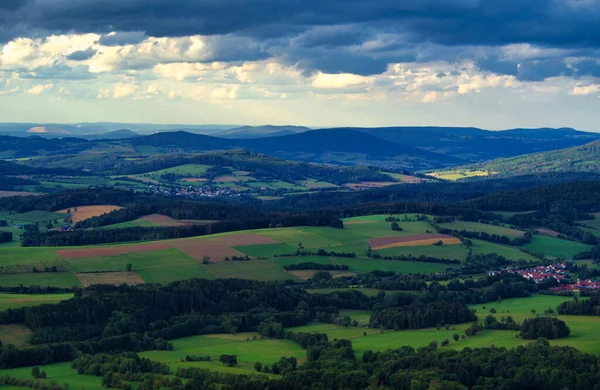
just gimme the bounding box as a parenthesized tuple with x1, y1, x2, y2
(490, 262, 600, 292)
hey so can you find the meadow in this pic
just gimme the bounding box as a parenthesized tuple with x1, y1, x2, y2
(426, 169, 493, 181)
(523, 235, 593, 259)
(0, 293, 72, 311)
(439, 221, 525, 237)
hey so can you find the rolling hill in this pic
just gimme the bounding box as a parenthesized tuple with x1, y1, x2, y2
(131, 129, 460, 168)
(464, 140, 600, 176)
(351, 126, 600, 161)
(215, 125, 311, 139)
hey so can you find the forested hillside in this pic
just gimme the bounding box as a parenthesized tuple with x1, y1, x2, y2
(465, 140, 600, 176)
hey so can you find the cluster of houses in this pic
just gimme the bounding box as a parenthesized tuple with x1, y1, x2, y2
(489, 263, 600, 292)
(508, 263, 568, 283)
(149, 184, 241, 199)
(549, 280, 600, 292)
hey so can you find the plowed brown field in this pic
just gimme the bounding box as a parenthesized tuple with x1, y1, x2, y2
(369, 234, 460, 250)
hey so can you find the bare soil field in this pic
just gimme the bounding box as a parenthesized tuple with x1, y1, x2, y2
(369, 234, 460, 250)
(114, 242, 172, 254)
(0, 324, 32, 347)
(536, 228, 561, 238)
(57, 247, 121, 259)
(76, 271, 144, 287)
(213, 234, 279, 246)
(57, 242, 171, 259)
(59, 205, 122, 223)
(172, 241, 246, 262)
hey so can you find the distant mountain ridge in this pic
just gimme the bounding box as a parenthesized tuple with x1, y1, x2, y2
(215, 125, 311, 139)
(348, 126, 600, 161)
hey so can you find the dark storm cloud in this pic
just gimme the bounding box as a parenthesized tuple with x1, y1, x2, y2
(98, 31, 147, 46)
(66, 48, 97, 61)
(4, 0, 599, 48)
(0, 0, 30, 11)
(2, 0, 600, 82)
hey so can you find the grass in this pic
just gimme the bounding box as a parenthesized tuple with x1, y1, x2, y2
(140, 333, 306, 375)
(0, 293, 72, 310)
(0, 273, 81, 288)
(0, 362, 103, 390)
(523, 235, 593, 259)
(439, 221, 525, 237)
(206, 260, 299, 281)
(138, 263, 216, 284)
(98, 218, 157, 229)
(61, 248, 216, 284)
(272, 256, 334, 269)
(578, 216, 600, 231)
(376, 243, 469, 261)
(491, 211, 535, 218)
(62, 248, 196, 273)
(332, 257, 452, 274)
(426, 169, 492, 181)
(470, 239, 540, 262)
(144, 164, 212, 178)
(0, 211, 67, 224)
(234, 243, 297, 258)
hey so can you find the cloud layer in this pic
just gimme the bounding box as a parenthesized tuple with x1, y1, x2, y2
(0, 0, 599, 129)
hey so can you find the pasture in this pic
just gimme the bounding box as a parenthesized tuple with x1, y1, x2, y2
(439, 221, 525, 237)
(470, 239, 540, 262)
(140, 334, 306, 376)
(426, 169, 493, 181)
(0, 293, 72, 311)
(523, 235, 592, 259)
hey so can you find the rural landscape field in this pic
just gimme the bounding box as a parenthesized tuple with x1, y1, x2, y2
(2, 5, 600, 385)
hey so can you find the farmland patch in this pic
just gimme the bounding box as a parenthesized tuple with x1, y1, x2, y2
(212, 234, 279, 246)
(59, 205, 122, 223)
(369, 234, 459, 250)
(76, 271, 144, 287)
(172, 240, 245, 262)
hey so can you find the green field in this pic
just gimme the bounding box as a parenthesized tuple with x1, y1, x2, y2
(523, 235, 592, 259)
(426, 170, 492, 181)
(470, 238, 540, 262)
(578, 214, 600, 231)
(143, 164, 212, 178)
(376, 243, 469, 261)
(439, 221, 525, 237)
(206, 260, 298, 281)
(140, 333, 306, 376)
(0, 273, 81, 287)
(0, 293, 72, 311)
(333, 257, 451, 274)
(0, 210, 67, 224)
(0, 362, 103, 390)
(491, 210, 535, 218)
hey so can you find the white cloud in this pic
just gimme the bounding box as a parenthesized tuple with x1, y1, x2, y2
(98, 81, 139, 99)
(570, 84, 600, 95)
(27, 83, 54, 95)
(312, 72, 373, 89)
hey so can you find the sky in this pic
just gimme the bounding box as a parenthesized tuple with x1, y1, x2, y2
(1, 0, 600, 131)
